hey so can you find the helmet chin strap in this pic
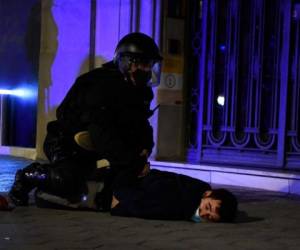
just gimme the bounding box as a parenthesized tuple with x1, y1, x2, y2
(122, 68, 135, 85)
(131, 69, 152, 87)
(118, 57, 152, 87)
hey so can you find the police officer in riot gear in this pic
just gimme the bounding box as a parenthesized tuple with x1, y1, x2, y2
(9, 32, 162, 208)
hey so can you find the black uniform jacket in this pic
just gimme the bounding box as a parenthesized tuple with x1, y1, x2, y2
(47, 62, 154, 163)
(111, 169, 211, 220)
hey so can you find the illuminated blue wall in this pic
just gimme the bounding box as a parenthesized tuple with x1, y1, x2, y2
(0, 0, 40, 147)
(48, 0, 91, 108)
(44, 0, 161, 111)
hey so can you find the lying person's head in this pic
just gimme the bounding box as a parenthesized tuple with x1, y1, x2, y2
(198, 188, 238, 223)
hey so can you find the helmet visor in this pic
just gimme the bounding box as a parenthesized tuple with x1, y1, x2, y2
(130, 59, 162, 87)
(117, 55, 162, 87)
(148, 62, 162, 87)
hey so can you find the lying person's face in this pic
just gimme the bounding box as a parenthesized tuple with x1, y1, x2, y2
(198, 191, 221, 222)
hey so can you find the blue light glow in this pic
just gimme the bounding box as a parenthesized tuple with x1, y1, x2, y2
(219, 44, 226, 51)
(0, 88, 37, 99)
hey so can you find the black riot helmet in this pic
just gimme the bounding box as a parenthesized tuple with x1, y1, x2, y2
(113, 32, 163, 86)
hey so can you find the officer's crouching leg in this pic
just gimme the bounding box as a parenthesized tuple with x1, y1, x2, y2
(32, 166, 85, 209)
(9, 162, 85, 206)
(9, 162, 48, 206)
(43, 165, 88, 203)
(35, 181, 104, 210)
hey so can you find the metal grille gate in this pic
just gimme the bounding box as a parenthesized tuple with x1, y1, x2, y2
(186, 0, 300, 170)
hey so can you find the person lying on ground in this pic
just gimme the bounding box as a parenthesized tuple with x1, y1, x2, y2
(109, 168, 238, 223)
(9, 163, 237, 223)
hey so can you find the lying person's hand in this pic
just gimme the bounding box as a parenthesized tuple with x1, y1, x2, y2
(138, 162, 150, 178)
(111, 195, 119, 209)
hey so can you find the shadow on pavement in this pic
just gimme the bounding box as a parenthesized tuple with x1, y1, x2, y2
(234, 210, 264, 223)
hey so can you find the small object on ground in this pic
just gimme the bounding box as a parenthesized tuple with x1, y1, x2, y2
(0, 195, 14, 211)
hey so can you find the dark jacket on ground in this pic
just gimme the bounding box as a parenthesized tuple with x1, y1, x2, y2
(111, 169, 211, 220)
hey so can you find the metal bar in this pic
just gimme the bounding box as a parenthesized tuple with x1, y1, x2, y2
(196, 0, 209, 162)
(89, 0, 97, 70)
(0, 95, 3, 145)
(277, 0, 292, 167)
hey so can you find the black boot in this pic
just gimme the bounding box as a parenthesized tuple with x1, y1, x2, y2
(9, 162, 49, 206)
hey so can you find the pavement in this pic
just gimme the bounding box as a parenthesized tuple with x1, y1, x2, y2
(1, 155, 300, 250)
